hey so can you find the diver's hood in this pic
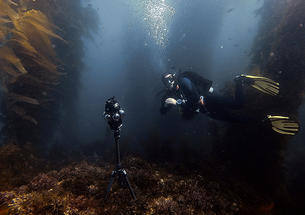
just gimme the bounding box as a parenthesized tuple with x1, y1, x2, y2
(162, 73, 177, 90)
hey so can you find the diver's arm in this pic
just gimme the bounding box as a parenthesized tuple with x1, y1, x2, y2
(160, 96, 186, 114)
(180, 71, 213, 95)
(178, 77, 201, 107)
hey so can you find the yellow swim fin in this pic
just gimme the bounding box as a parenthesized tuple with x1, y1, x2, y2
(267, 115, 299, 135)
(240, 74, 280, 96)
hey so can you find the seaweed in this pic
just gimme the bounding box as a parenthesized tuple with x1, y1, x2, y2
(213, 0, 305, 213)
(0, 0, 63, 146)
(0, 156, 258, 215)
(0, 0, 99, 194)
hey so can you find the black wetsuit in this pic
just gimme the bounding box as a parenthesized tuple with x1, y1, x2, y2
(160, 72, 246, 121)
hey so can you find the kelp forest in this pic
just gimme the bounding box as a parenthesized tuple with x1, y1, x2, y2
(213, 0, 305, 214)
(0, 0, 305, 214)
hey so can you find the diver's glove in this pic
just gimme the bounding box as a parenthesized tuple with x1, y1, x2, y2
(267, 115, 299, 135)
(165, 98, 177, 106)
(165, 98, 186, 106)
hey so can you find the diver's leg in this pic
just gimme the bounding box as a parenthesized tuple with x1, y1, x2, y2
(207, 108, 250, 123)
(233, 77, 244, 109)
(204, 77, 244, 111)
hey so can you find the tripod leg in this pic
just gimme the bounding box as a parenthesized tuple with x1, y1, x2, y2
(105, 172, 116, 200)
(123, 174, 137, 200)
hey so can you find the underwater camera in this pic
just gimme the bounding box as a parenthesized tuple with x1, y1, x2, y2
(103, 97, 125, 131)
(103, 97, 136, 200)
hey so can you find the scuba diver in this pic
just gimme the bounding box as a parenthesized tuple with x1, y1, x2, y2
(160, 70, 300, 135)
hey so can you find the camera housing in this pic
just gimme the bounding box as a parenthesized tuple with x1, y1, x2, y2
(104, 97, 124, 131)
(103, 97, 136, 200)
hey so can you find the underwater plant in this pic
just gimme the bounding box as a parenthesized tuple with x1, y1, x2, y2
(0, 0, 63, 145)
(252, 0, 305, 213)
(214, 0, 305, 213)
(0, 0, 98, 147)
(0, 156, 245, 215)
(252, 0, 305, 109)
(0, 0, 99, 191)
(23, 0, 100, 148)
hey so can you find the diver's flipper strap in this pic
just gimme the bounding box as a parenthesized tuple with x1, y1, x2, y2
(267, 115, 299, 135)
(240, 74, 280, 96)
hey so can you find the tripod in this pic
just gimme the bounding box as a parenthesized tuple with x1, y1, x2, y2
(105, 129, 136, 200)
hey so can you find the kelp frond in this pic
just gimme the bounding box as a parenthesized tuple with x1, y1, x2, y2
(0, 1, 62, 79)
(0, 0, 63, 143)
(11, 105, 38, 125)
(0, 0, 17, 19)
(0, 46, 27, 74)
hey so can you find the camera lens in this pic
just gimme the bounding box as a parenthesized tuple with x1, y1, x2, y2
(112, 113, 120, 121)
(104, 114, 111, 120)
